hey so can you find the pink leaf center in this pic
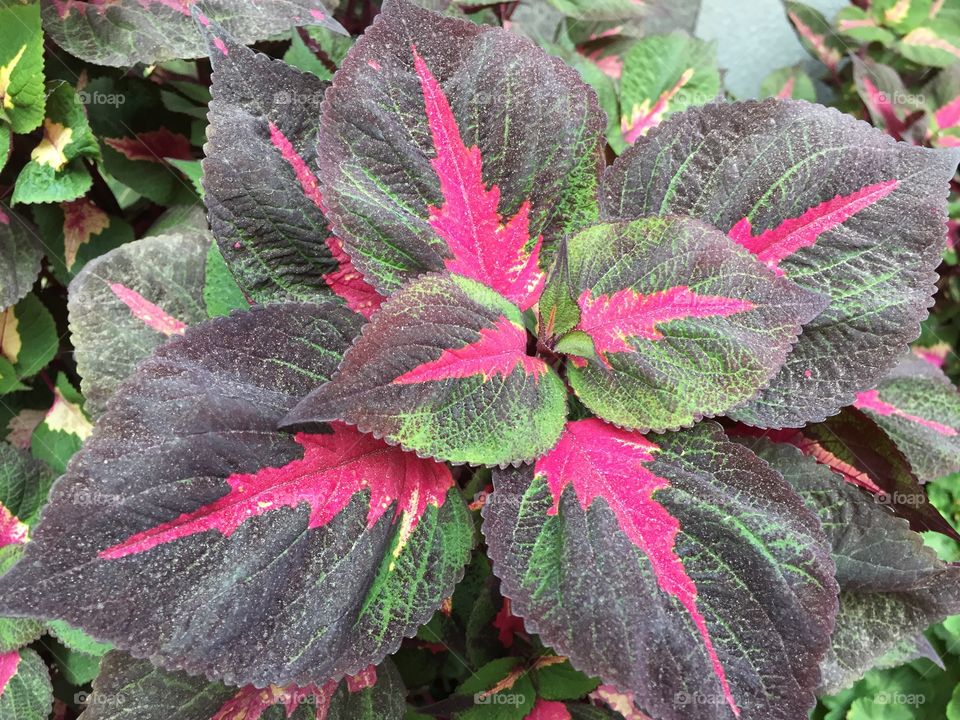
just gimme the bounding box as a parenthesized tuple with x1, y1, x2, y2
(0, 651, 20, 697)
(728, 180, 898, 275)
(413, 48, 545, 310)
(104, 128, 193, 163)
(100, 424, 452, 559)
(322, 236, 384, 319)
(575, 286, 754, 367)
(268, 122, 325, 212)
(0, 501, 28, 549)
(393, 316, 548, 384)
(109, 283, 187, 336)
(536, 419, 739, 717)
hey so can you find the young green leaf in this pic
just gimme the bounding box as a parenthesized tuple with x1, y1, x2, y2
(546, 217, 826, 432)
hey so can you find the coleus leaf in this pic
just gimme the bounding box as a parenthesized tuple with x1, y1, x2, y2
(484, 419, 838, 720)
(31, 198, 136, 286)
(785, 1, 844, 72)
(0, 293, 57, 390)
(319, 0, 605, 301)
(731, 408, 958, 540)
(0, 444, 53, 653)
(853, 354, 960, 483)
(201, 22, 340, 304)
(11, 82, 100, 206)
(741, 439, 960, 694)
(30, 373, 94, 475)
(284, 273, 568, 467)
(81, 654, 406, 720)
(0, 1, 45, 134)
(539, 217, 827, 432)
(68, 231, 211, 419)
(0, 649, 52, 720)
(760, 66, 817, 102)
(835, 6, 895, 45)
(618, 32, 719, 147)
(0, 208, 42, 311)
(603, 99, 959, 427)
(898, 22, 960, 68)
(41, 0, 343, 67)
(0, 302, 474, 687)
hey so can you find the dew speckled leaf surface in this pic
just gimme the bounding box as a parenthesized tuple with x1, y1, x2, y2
(68, 232, 210, 419)
(319, 0, 605, 300)
(484, 419, 838, 720)
(202, 24, 339, 304)
(0, 303, 473, 688)
(544, 216, 826, 432)
(0, 209, 42, 311)
(41, 0, 342, 66)
(284, 273, 568, 467)
(603, 99, 959, 427)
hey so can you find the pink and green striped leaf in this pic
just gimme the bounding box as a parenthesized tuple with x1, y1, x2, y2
(603, 99, 959, 428)
(740, 438, 960, 694)
(284, 274, 568, 467)
(68, 231, 210, 420)
(540, 216, 826, 432)
(854, 354, 960, 483)
(0, 649, 51, 720)
(201, 23, 340, 304)
(41, 0, 342, 67)
(318, 0, 605, 302)
(0, 303, 474, 688)
(81, 654, 406, 720)
(0, 443, 53, 653)
(484, 419, 838, 720)
(617, 32, 719, 149)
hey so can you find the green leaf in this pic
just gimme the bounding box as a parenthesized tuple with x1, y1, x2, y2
(203, 242, 247, 318)
(835, 7, 896, 45)
(283, 25, 353, 81)
(760, 66, 817, 102)
(47, 620, 112, 657)
(32, 199, 135, 286)
(618, 32, 719, 148)
(0, 293, 57, 383)
(11, 82, 99, 205)
(0, 1, 45, 134)
(898, 22, 960, 67)
(285, 274, 569, 467)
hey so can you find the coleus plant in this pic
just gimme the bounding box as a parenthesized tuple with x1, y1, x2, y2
(2, 1, 960, 719)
